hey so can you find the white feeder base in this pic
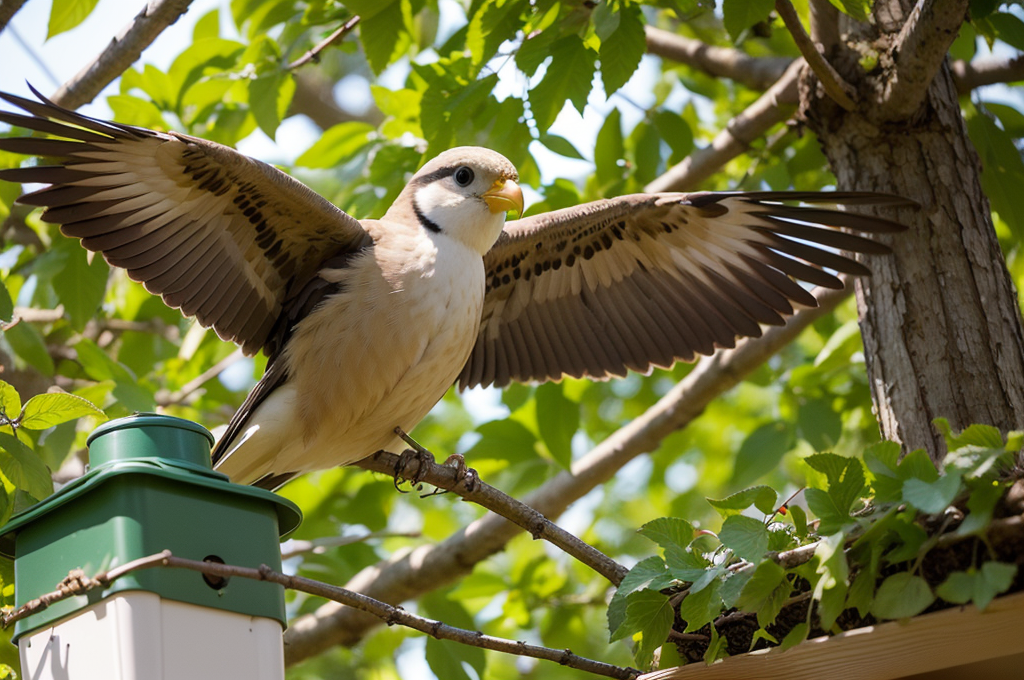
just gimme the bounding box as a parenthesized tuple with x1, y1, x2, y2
(18, 591, 285, 680)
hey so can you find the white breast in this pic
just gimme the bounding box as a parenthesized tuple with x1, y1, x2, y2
(216, 224, 485, 484)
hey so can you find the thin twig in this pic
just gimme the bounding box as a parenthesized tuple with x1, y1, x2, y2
(356, 450, 630, 586)
(155, 348, 245, 406)
(50, 0, 195, 109)
(287, 16, 361, 70)
(644, 26, 791, 91)
(2, 551, 640, 680)
(775, 0, 856, 111)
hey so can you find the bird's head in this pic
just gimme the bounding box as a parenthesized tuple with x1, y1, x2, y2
(388, 147, 523, 255)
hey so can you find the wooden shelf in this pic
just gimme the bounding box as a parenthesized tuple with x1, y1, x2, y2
(642, 591, 1024, 680)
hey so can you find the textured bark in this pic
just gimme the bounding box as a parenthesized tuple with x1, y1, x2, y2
(801, 1, 1024, 461)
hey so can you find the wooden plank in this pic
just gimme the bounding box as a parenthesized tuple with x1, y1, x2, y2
(642, 591, 1024, 680)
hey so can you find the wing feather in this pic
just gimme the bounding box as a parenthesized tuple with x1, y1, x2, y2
(0, 89, 370, 356)
(461, 191, 912, 388)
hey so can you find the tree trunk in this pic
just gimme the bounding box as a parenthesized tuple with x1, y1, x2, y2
(801, 1, 1024, 462)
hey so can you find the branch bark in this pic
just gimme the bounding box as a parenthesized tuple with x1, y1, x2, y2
(0, 0, 28, 36)
(50, 0, 194, 109)
(644, 26, 791, 91)
(644, 59, 802, 192)
(1, 551, 640, 680)
(952, 55, 1024, 93)
(282, 284, 858, 664)
(775, 0, 856, 110)
(881, 0, 971, 120)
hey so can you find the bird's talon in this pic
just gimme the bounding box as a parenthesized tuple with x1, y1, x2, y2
(394, 446, 436, 489)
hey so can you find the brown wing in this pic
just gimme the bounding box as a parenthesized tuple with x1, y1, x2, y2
(459, 191, 912, 389)
(0, 88, 370, 356)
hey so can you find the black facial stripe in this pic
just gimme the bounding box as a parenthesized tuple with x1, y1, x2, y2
(413, 197, 442, 233)
(410, 166, 459, 187)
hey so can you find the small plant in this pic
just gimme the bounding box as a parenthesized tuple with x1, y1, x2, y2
(609, 420, 1023, 669)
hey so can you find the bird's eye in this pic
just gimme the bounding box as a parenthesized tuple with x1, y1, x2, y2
(454, 166, 474, 187)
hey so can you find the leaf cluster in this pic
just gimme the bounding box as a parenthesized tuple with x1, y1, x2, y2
(609, 422, 1022, 669)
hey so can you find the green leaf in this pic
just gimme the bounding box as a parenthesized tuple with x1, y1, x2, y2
(722, 0, 773, 41)
(0, 279, 13, 322)
(422, 594, 486, 680)
(708, 486, 778, 517)
(616, 556, 670, 601)
(5, 322, 55, 377)
(18, 393, 105, 430)
(623, 590, 674, 668)
(966, 104, 1024, 241)
(599, 4, 645, 95)
(74, 339, 155, 412)
(664, 545, 711, 583)
(359, 0, 405, 74)
(107, 94, 170, 129)
(594, 107, 625, 187)
(778, 622, 809, 651)
(936, 420, 1005, 451)
(48, 0, 100, 39)
(871, 573, 934, 620)
(827, 0, 871, 21)
(0, 432, 53, 499)
(789, 504, 808, 538)
(902, 471, 962, 514)
(249, 70, 296, 140)
(53, 242, 109, 331)
(529, 36, 597, 131)
(864, 440, 903, 503)
(805, 452, 866, 523)
(0, 382, 20, 422)
(955, 480, 1003, 536)
(983, 12, 1024, 51)
(935, 570, 974, 605)
(639, 517, 695, 551)
(718, 568, 753, 608)
(464, 418, 538, 465)
(846, 566, 876, 616)
(296, 122, 376, 168)
(535, 382, 579, 469)
(652, 110, 693, 165)
(732, 421, 795, 487)
(466, 0, 526, 68)
(975, 562, 1017, 610)
(735, 560, 786, 615)
(798, 398, 842, 451)
(678, 578, 723, 633)
(539, 133, 585, 160)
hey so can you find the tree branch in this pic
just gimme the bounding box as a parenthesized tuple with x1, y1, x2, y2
(644, 59, 803, 192)
(356, 449, 630, 586)
(50, 0, 195, 109)
(0, 0, 28, 36)
(644, 26, 791, 91)
(882, 0, 970, 120)
(775, 0, 856, 111)
(2, 551, 640, 680)
(952, 55, 1024, 93)
(287, 15, 360, 70)
(282, 284, 856, 665)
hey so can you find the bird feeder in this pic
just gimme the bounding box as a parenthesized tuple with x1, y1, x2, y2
(0, 413, 302, 680)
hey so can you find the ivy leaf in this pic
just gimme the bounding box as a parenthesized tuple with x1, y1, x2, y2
(718, 515, 769, 562)
(529, 36, 596, 131)
(18, 393, 105, 430)
(779, 622, 809, 652)
(902, 471, 962, 514)
(805, 453, 865, 531)
(722, 0, 773, 41)
(535, 382, 579, 469)
(599, 3, 645, 95)
(707, 486, 778, 517)
(0, 432, 53, 500)
(639, 517, 695, 551)
(678, 578, 723, 633)
(871, 573, 934, 620)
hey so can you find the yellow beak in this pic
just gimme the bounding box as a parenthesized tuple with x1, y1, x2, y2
(483, 179, 524, 216)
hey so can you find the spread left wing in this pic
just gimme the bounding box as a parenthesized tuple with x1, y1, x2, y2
(459, 191, 911, 389)
(0, 88, 371, 356)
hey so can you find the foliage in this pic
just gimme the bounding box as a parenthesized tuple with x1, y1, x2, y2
(610, 422, 1022, 666)
(0, 0, 1022, 678)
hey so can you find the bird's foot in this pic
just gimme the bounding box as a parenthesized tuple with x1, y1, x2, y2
(391, 427, 478, 496)
(393, 447, 435, 492)
(419, 453, 479, 497)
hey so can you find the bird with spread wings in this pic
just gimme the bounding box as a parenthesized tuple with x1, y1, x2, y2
(0, 88, 910, 490)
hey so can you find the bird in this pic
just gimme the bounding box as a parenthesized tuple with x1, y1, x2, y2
(0, 88, 910, 490)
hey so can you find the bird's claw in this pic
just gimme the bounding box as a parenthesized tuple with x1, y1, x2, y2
(394, 447, 435, 492)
